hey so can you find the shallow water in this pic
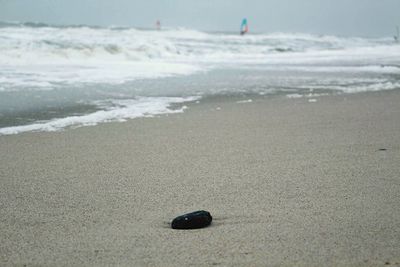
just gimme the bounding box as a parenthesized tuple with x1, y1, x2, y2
(0, 22, 399, 134)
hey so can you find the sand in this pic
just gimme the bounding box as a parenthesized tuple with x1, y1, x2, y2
(1, 90, 400, 266)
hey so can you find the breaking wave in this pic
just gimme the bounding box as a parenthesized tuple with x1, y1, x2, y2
(0, 21, 399, 135)
(1, 21, 399, 90)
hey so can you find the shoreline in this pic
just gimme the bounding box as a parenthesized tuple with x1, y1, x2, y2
(0, 88, 396, 136)
(1, 89, 400, 266)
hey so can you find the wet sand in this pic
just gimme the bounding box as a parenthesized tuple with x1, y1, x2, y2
(1, 90, 400, 266)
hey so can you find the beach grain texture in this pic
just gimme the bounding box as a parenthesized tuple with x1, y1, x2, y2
(1, 90, 400, 266)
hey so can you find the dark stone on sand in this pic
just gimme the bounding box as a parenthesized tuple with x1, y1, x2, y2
(171, 210, 212, 230)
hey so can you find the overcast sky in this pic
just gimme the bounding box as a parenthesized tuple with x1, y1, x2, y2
(1, 0, 399, 37)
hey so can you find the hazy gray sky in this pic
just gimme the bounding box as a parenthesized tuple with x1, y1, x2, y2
(1, 0, 399, 36)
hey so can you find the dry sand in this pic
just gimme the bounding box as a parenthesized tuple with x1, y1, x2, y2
(1, 90, 400, 266)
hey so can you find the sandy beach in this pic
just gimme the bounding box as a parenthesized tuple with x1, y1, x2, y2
(1, 90, 400, 266)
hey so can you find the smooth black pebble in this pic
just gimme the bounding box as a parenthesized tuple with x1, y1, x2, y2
(171, 210, 212, 229)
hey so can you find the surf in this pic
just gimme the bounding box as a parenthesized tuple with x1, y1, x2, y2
(1, 21, 399, 135)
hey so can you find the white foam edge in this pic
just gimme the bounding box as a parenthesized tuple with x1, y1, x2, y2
(0, 96, 200, 135)
(236, 99, 253, 103)
(286, 94, 303, 98)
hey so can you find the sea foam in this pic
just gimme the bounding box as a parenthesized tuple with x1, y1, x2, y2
(0, 96, 199, 135)
(0, 22, 399, 134)
(1, 23, 399, 91)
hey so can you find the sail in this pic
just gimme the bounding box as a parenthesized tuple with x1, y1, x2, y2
(240, 18, 248, 35)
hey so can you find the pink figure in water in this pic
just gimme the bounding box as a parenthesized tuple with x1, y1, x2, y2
(156, 20, 161, 30)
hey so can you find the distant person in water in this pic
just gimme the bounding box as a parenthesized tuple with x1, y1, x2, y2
(240, 18, 249, 35)
(156, 20, 161, 30)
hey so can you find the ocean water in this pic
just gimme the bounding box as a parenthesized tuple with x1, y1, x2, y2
(0, 21, 399, 135)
